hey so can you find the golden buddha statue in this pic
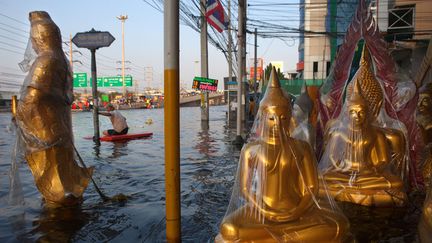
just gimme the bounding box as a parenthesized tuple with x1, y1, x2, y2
(15, 11, 93, 206)
(344, 45, 408, 182)
(216, 68, 350, 242)
(416, 83, 432, 186)
(290, 84, 316, 149)
(320, 78, 407, 207)
(419, 187, 432, 242)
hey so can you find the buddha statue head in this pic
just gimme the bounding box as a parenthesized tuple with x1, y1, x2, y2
(29, 11, 62, 53)
(346, 44, 384, 120)
(417, 83, 432, 122)
(293, 84, 313, 120)
(258, 67, 292, 141)
(347, 79, 370, 128)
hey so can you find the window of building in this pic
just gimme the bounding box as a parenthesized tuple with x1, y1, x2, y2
(326, 61, 331, 77)
(313, 61, 318, 73)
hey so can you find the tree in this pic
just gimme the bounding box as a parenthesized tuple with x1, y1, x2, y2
(264, 63, 285, 83)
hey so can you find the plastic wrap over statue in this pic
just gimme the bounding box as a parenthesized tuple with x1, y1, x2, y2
(419, 176, 432, 242)
(215, 68, 350, 242)
(318, 0, 422, 187)
(417, 82, 432, 187)
(319, 55, 408, 207)
(15, 11, 93, 206)
(290, 84, 316, 149)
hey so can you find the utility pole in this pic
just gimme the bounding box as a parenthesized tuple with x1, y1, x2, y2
(69, 34, 73, 71)
(234, 0, 246, 145)
(227, 0, 233, 122)
(200, 0, 209, 122)
(330, 0, 337, 64)
(164, 0, 181, 241)
(253, 28, 258, 102)
(117, 15, 128, 97)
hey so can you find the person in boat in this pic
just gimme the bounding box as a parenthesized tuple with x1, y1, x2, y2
(99, 104, 129, 136)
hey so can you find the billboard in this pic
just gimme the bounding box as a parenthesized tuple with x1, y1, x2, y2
(192, 76, 218, 92)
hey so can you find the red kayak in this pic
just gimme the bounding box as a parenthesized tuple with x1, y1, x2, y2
(84, 132, 153, 142)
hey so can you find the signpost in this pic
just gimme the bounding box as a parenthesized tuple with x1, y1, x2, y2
(192, 76, 218, 92)
(73, 29, 115, 145)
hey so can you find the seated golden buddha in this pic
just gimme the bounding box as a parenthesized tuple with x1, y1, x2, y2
(216, 68, 350, 242)
(419, 187, 432, 242)
(15, 11, 93, 206)
(416, 83, 432, 186)
(319, 79, 407, 207)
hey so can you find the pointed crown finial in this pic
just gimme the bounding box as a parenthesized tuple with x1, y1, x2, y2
(259, 67, 291, 116)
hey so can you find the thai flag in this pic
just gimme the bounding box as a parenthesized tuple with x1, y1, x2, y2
(206, 0, 229, 33)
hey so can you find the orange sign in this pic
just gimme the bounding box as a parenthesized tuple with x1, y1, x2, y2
(249, 67, 263, 80)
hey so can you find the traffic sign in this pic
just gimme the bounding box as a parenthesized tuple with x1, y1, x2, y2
(89, 76, 133, 87)
(72, 29, 115, 49)
(89, 77, 104, 87)
(73, 73, 87, 87)
(102, 76, 133, 87)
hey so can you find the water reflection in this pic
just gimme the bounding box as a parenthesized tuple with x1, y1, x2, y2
(93, 144, 101, 158)
(194, 125, 217, 156)
(181, 116, 238, 242)
(110, 142, 129, 158)
(27, 206, 90, 242)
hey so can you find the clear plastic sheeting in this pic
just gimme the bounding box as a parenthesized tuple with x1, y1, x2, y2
(419, 181, 432, 242)
(319, 61, 408, 207)
(290, 86, 316, 149)
(7, 121, 25, 206)
(215, 68, 350, 242)
(318, 0, 422, 187)
(14, 11, 92, 206)
(416, 82, 432, 188)
(18, 37, 37, 73)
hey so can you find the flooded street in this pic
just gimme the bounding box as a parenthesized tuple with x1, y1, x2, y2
(0, 106, 240, 242)
(0, 105, 424, 242)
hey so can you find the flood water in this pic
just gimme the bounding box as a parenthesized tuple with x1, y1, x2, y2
(0, 105, 425, 242)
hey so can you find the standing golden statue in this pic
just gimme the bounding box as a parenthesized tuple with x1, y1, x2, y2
(15, 11, 93, 206)
(417, 82, 432, 186)
(216, 68, 350, 242)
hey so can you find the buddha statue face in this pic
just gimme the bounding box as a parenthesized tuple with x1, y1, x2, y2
(348, 103, 367, 127)
(418, 93, 432, 116)
(417, 83, 432, 129)
(261, 105, 291, 140)
(255, 67, 292, 143)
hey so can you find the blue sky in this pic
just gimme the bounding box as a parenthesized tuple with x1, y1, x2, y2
(0, 0, 299, 92)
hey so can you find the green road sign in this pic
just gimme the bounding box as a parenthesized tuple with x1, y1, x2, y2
(73, 73, 87, 87)
(89, 76, 133, 87)
(102, 76, 133, 87)
(89, 77, 104, 87)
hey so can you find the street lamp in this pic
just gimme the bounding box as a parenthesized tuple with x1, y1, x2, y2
(117, 14, 128, 97)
